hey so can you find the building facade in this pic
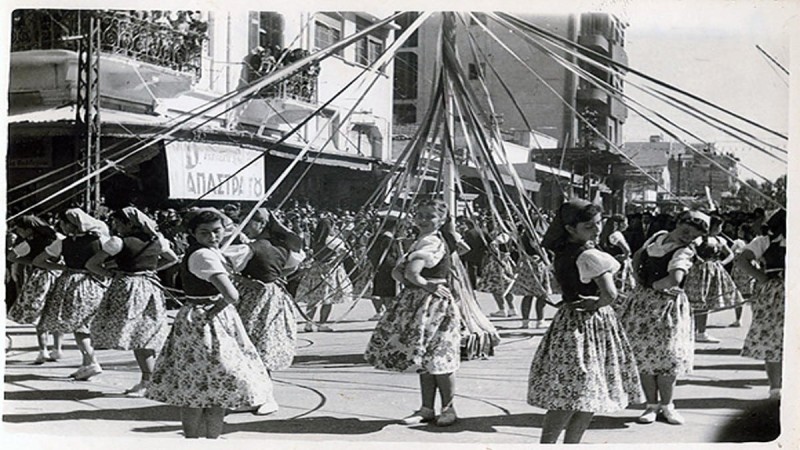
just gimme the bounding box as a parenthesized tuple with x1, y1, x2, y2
(391, 12, 631, 213)
(8, 9, 397, 213)
(622, 135, 740, 210)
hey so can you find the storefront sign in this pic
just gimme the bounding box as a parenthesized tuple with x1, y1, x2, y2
(166, 141, 265, 200)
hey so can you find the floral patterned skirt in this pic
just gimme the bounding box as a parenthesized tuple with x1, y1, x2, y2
(511, 257, 550, 297)
(731, 264, 755, 297)
(616, 287, 694, 376)
(527, 305, 643, 412)
(146, 303, 273, 409)
(233, 275, 297, 371)
(684, 261, 743, 310)
(477, 256, 514, 296)
(742, 278, 784, 362)
(365, 286, 461, 374)
(7, 268, 59, 325)
(296, 261, 353, 306)
(350, 260, 374, 299)
(615, 258, 637, 293)
(38, 271, 106, 334)
(90, 273, 170, 351)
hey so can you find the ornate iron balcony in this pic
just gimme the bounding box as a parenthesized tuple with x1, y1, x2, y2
(245, 48, 319, 103)
(11, 10, 207, 77)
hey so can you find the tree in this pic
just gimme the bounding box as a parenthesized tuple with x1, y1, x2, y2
(735, 175, 786, 210)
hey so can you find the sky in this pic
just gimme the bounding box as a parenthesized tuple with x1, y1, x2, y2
(1, 0, 794, 185)
(613, 0, 794, 183)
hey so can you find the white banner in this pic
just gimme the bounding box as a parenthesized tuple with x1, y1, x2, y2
(165, 141, 266, 200)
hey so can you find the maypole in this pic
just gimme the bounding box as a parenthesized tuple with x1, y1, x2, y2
(442, 12, 458, 214)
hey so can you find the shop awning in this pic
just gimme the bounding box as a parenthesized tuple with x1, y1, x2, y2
(458, 163, 541, 192)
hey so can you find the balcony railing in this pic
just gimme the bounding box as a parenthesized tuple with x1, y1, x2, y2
(11, 10, 207, 77)
(245, 48, 320, 104)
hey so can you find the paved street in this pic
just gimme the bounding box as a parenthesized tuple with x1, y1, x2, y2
(2, 293, 784, 447)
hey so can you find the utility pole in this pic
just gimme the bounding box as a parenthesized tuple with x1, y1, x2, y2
(75, 10, 102, 213)
(675, 153, 681, 198)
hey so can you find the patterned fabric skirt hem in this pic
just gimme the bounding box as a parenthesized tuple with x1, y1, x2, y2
(742, 278, 784, 362)
(527, 305, 644, 413)
(233, 275, 297, 371)
(145, 305, 273, 410)
(477, 257, 514, 296)
(365, 287, 461, 375)
(296, 261, 353, 306)
(684, 261, 743, 310)
(511, 258, 549, 297)
(38, 272, 106, 334)
(90, 274, 170, 351)
(7, 268, 59, 325)
(617, 287, 694, 376)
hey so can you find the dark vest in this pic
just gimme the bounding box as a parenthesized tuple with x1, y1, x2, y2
(62, 234, 100, 269)
(179, 243, 222, 296)
(763, 239, 785, 278)
(638, 235, 686, 289)
(419, 234, 451, 279)
(26, 235, 53, 261)
(553, 243, 600, 303)
(241, 239, 289, 283)
(115, 234, 160, 272)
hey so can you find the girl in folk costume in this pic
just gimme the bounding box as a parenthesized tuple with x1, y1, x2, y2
(478, 222, 517, 318)
(367, 216, 403, 320)
(297, 217, 353, 332)
(620, 210, 709, 425)
(34, 208, 110, 380)
(599, 214, 636, 292)
(7, 215, 64, 364)
(527, 200, 642, 444)
(683, 215, 742, 344)
(86, 207, 179, 397)
(511, 225, 554, 329)
(735, 209, 785, 399)
(728, 223, 755, 327)
(226, 209, 304, 380)
(145, 209, 273, 439)
(365, 199, 462, 427)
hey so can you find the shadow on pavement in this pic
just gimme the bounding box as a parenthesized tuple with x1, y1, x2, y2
(3, 405, 178, 423)
(5, 388, 108, 401)
(292, 353, 370, 368)
(222, 415, 395, 435)
(693, 363, 764, 371)
(674, 397, 764, 410)
(4, 373, 74, 383)
(408, 412, 636, 434)
(677, 378, 767, 389)
(694, 348, 747, 356)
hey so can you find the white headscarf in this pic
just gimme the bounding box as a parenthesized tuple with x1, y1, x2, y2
(64, 208, 109, 237)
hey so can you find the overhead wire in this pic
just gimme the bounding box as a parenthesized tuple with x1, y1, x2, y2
(496, 12, 788, 142)
(489, 12, 784, 208)
(9, 12, 406, 221)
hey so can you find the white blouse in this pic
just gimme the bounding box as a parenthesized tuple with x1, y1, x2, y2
(576, 248, 621, 284)
(402, 233, 446, 269)
(187, 247, 229, 282)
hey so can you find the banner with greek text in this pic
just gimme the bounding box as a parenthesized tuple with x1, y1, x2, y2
(165, 141, 266, 200)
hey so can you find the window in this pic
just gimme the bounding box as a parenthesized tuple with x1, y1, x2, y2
(394, 104, 417, 124)
(468, 62, 485, 80)
(258, 12, 284, 50)
(395, 12, 420, 48)
(355, 17, 385, 66)
(314, 13, 343, 56)
(394, 52, 418, 100)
